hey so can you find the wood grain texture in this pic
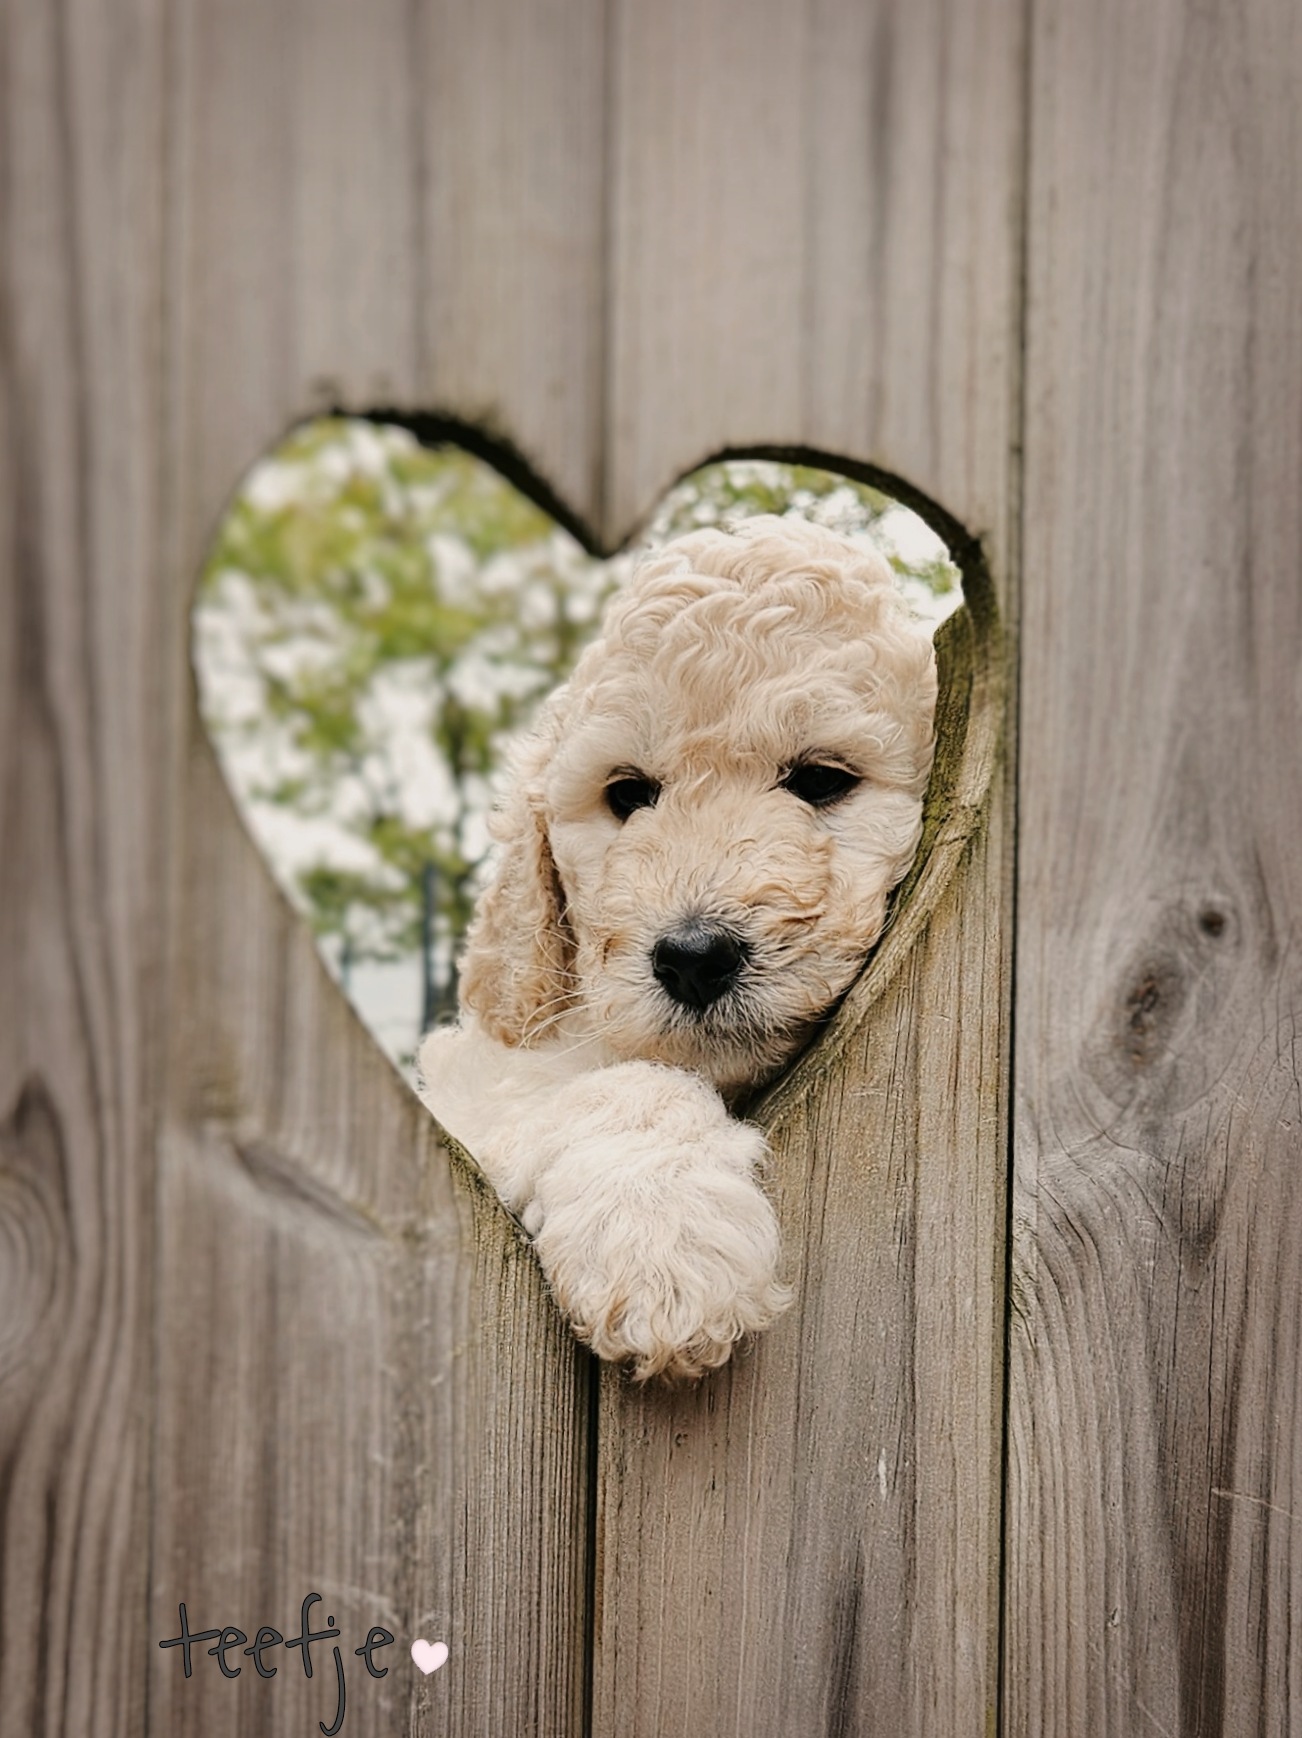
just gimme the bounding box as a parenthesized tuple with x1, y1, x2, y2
(168, 0, 421, 540)
(151, 751, 594, 1737)
(5, 1, 609, 1733)
(0, 2, 167, 1733)
(604, 0, 1021, 550)
(415, 0, 609, 523)
(1009, 0, 1302, 1731)
(157, 2, 611, 1730)
(170, 0, 609, 540)
(593, 2, 1023, 1731)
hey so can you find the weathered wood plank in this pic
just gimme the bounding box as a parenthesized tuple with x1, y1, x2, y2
(604, 0, 1021, 549)
(0, 1, 173, 1734)
(152, 750, 595, 1738)
(171, 0, 609, 536)
(167, 0, 421, 539)
(594, 2, 1023, 1731)
(415, 0, 609, 524)
(155, 2, 612, 1732)
(1009, 0, 1302, 1730)
(0, 1, 610, 1734)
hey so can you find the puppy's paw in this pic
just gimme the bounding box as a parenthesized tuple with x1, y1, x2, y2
(527, 1063, 792, 1380)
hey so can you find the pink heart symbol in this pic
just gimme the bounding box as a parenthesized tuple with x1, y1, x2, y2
(411, 1639, 449, 1675)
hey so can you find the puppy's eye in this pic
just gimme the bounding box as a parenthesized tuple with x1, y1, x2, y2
(604, 773, 661, 820)
(782, 763, 861, 806)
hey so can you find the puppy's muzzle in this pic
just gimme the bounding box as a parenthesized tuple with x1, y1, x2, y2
(651, 921, 747, 1013)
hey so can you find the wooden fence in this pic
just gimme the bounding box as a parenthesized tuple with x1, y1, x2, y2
(1, 0, 1298, 1733)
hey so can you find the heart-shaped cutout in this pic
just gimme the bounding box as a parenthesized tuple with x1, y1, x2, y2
(410, 1638, 449, 1674)
(193, 418, 965, 1077)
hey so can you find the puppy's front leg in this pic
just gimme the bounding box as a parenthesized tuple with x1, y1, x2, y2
(419, 1030, 790, 1380)
(417, 1017, 603, 1218)
(528, 1061, 791, 1380)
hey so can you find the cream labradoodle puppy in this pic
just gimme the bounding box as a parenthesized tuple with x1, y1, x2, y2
(419, 515, 937, 1380)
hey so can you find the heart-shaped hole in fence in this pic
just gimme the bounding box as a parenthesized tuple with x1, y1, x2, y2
(193, 418, 974, 1080)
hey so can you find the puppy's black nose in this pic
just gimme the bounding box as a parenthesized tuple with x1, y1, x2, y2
(651, 923, 746, 1011)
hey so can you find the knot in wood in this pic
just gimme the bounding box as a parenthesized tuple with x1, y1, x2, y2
(1122, 957, 1185, 1067)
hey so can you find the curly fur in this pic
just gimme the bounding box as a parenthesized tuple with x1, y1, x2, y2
(420, 515, 937, 1380)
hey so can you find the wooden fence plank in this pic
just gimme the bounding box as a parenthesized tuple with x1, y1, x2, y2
(152, 751, 595, 1738)
(594, 2, 1023, 1732)
(0, 2, 610, 1734)
(604, 0, 1022, 549)
(170, 0, 609, 537)
(1009, 0, 1302, 1730)
(415, 0, 610, 523)
(155, 3, 613, 1731)
(167, 0, 420, 540)
(0, 2, 168, 1734)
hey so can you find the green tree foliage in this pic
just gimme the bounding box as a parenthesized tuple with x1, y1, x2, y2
(196, 419, 619, 1040)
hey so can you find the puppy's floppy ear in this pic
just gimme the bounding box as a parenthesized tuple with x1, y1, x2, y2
(459, 711, 575, 1046)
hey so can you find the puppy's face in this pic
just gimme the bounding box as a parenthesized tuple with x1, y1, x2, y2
(537, 526, 938, 1092)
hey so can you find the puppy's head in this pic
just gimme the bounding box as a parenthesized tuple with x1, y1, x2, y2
(459, 515, 938, 1091)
